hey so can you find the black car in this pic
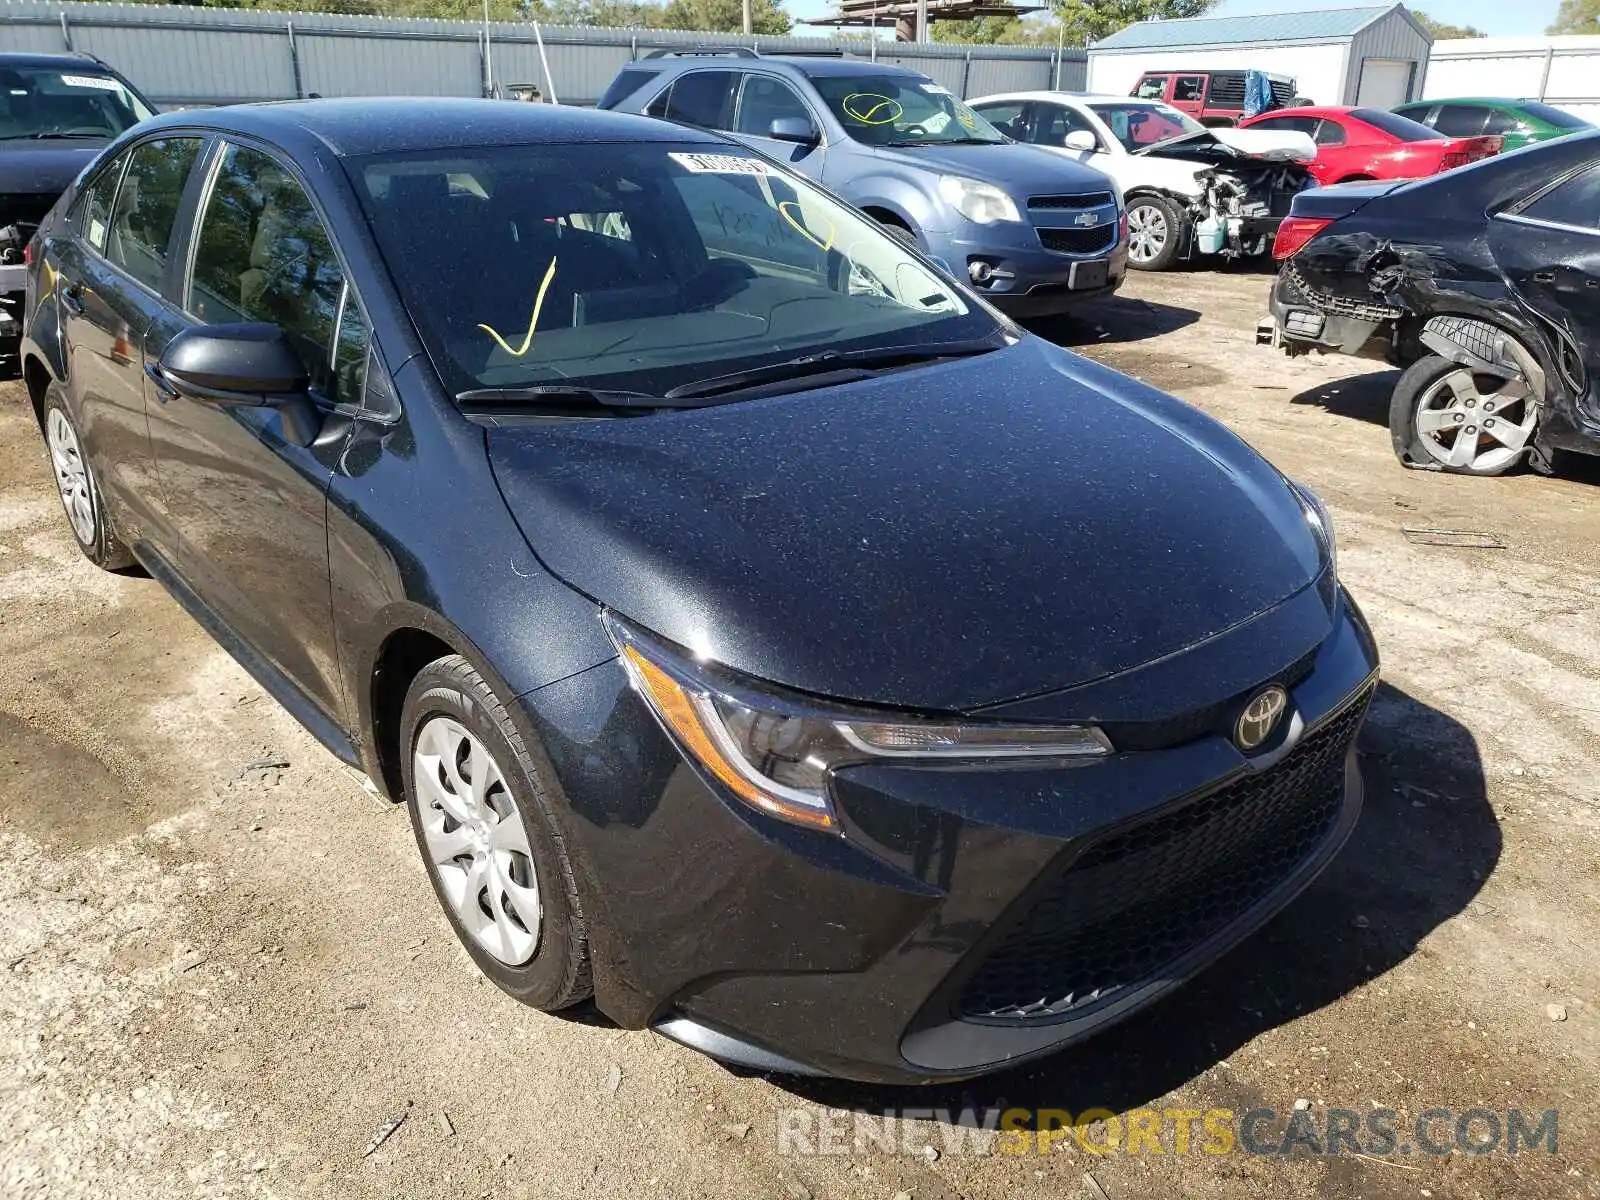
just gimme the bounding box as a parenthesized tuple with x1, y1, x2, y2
(19, 99, 1378, 1084)
(1268, 130, 1600, 477)
(1, 52, 156, 366)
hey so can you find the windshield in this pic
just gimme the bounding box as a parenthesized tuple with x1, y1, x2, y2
(1088, 103, 1206, 152)
(351, 142, 996, 399)
(1519, 102, 1592, 131)
(1351, 108, 1445, 142)
(0, 66, 153, 140)
(810, 74, 1007, 147)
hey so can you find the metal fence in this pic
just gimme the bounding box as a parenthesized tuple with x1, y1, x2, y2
(1423, 36, 1600, 123)
(0, 0, 1084, 107)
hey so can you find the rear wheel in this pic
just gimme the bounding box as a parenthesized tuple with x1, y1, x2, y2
(42, 385, 135, 570)
(1390, 353, 1540, 476)
(1125, 195, 1184, 271)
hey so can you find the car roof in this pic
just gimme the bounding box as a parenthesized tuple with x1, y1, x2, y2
(759, 56, 922, 80)
(0, 51, 125, 72)
(134, 97, 723, 157)
(1410, 97, 1525, 108)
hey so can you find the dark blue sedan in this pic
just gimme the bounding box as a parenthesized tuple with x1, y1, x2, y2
(18, 98, 1377, 1083)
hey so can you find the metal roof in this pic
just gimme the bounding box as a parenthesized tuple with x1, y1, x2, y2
(1093, 4, 1400, 51)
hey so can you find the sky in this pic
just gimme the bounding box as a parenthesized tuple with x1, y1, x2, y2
(781, 0, 1563, 38)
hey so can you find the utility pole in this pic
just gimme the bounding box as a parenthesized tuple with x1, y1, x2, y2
(743, 0, 752, 35)
(916, 0, 928, 42)
(482, 0, 493, 97)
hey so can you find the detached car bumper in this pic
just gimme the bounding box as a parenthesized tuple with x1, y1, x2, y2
(526, 581, 1379, 1084)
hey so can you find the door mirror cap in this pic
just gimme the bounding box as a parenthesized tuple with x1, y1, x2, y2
(768, 116, 820, 144)
(161, 323, 310, 398)
(1063, 130, 1098, 152)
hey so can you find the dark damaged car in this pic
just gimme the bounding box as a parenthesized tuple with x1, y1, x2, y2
(0, 52, 155, 366)
(1267, 130, 1600, 477)
(21, 100, 1378, 1083)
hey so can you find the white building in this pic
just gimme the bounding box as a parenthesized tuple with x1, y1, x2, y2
(1086, 4, 1432, 109)
(1424, 36, 1600, 122)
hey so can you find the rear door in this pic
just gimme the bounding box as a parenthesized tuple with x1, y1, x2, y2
(1492, 162, 1600, 430)
(730, 72, 827, 179)
(142, 138, 367, 723)
(55, 134, 205, 550)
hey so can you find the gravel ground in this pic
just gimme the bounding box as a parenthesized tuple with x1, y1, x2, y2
(2, 265, 1597, 1200)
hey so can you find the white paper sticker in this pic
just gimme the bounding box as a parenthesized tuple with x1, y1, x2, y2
(920, 83, 951, 96)
(59, 74, 124, 92)
(668, 152, 771, 176)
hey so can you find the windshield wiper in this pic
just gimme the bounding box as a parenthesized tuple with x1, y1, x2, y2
(664, 338, 1002, 401)
(885, 136, 998, 147)
(455, 384, 711, 413)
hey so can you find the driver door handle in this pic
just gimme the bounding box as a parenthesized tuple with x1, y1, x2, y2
(59, 283, 86, 316)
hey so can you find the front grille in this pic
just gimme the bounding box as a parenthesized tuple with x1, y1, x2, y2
(956, 686, 1372, 1023)
(1038, 225, 1116, 256)
(1029, 192, 1114, 210)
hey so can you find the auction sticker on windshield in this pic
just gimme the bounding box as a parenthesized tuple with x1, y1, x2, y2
(59, 74, 124, 91)
(669, 152, 771, 176)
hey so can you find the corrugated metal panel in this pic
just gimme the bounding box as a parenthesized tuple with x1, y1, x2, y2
(1094, 5, 1392, 51)
(1424, 36, 1600, 114)
(1344, 7, 1430, 104)
(0, 0, 1076, 105)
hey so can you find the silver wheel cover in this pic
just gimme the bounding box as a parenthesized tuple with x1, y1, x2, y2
(1127, 202, 1169, 264)
(413, 716, 542, 966)
(1415, 367, 1538, 473)
(46, 408, 96, 546)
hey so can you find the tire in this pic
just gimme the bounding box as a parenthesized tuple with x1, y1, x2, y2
(1389, 353, 1541, 477)
(1125, 195, 1185, 271)
(875, 217, 917, 248)
(400, 654, 592, 1011)
(41, 384, 135, 570)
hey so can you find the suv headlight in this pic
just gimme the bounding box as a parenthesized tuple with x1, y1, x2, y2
(608, 617, 1110, 831)
(937, 175, 1021, 225)
(1291, 480, 1337, 577)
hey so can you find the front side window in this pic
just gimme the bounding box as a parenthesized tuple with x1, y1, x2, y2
(351, 142, 991, 400)
(105, 136, 202, 292)
(811, 74, 1005, 147)
(736, 74, 813, 136)
(1090, 103, 1204, 151)
(188, 143, 348, 398)
(1034, 104, 1100, 148)
(1520, 164, 1600, 231)
(0, 66, 153, 142)
(1133, 76, 1168, 100)
(972, 101, 1027, 140)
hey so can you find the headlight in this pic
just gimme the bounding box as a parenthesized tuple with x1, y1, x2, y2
(608, 617, 1110, 831)
(937, 175, 1021, 224)
(1291, 480, 1337, 577)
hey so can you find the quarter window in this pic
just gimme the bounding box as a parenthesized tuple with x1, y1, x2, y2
(75, 155, 126, 253)
(188, 143, 349, 399)
(1520, 164, 1600, 231)
(104, 137, 202, 292)
(1313, 119, 1346, 146)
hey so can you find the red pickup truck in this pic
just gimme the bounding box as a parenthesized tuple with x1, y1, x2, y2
(1132, 70, 1300, 127)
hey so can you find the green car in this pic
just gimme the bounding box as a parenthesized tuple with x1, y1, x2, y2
(1391, 98, 1594, 151)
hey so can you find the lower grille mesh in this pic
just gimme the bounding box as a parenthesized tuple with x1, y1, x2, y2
(957, 688, 1373, 1023)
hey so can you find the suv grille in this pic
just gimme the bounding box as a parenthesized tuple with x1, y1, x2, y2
(1029, 193, 1114, 210)
(1038, 225, 1116, 255)
(956, 686, 1372, 1023)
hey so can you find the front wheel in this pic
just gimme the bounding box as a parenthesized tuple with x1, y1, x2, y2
(42, 385, 135, 570)
(1125, 195, 1184, 271)
(1390, 353, 1540, 476)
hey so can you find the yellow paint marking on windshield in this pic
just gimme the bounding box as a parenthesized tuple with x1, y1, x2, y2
(477, 257, 558, 358)
(777, 201, 835, 252)
(842, 93, 903, 125)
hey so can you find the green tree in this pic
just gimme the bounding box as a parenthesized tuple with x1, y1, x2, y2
(1413, 9, 1486, 37)
(932, 15, 1057, 43)
(1052, 0, 1217, 47)
(660, 0, 791, 33)
(1547, 0, 1600, 33)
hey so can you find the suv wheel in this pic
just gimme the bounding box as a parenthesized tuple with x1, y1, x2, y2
(400, 654, 592, 1010)
(43, 386, 135, 570)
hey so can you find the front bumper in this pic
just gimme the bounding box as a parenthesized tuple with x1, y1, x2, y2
(922, 214, 1128, 318)
(526, 580, 1378, 1084)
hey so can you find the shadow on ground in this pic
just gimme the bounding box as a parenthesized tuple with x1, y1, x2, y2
(773, 682, 1498, 1117)
(1291, 369, 1401, 428)
(1024, 294, 1200, 348)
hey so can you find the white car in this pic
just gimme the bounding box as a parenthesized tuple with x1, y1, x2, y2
(970, 92, 1318, 271)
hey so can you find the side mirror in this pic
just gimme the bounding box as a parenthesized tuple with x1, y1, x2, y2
(154, 323, 321, 446)
(768, 116, 820, 145)
(1063, 130, 1098, 152)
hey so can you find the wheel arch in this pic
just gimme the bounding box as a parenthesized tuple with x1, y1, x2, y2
(22, 353, 52, 431)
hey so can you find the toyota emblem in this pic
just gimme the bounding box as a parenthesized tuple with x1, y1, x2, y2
(1235, 686, 1288, 752)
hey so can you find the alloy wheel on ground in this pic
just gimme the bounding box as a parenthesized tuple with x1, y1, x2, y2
(1415, 367, 1538, 474)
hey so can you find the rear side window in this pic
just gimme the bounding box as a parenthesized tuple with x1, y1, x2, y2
(1483, 109, 1519, 135)
(597, 66, 661, 111)
(104, 136, 202, 292)
(1313, 119, 1346, 146)
(188, 143, 349, 398)
(1133, 75, 1168, 100)
(657, 71, 738, 130)
(1520, 164, 1600, 231)
(1432, 105, 1488, 137)
(74, 156, 126, 253)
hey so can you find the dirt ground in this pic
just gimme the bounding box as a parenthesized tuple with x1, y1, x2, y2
(2, 265, 1597, 1200)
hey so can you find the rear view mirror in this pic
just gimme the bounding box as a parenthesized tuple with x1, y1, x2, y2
(1063, 130, 1098, 152)
(768, 117, 820, 145)
(152, 323, 321, 446)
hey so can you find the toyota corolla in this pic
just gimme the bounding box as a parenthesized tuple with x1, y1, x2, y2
(19, 99, 1378, 1083)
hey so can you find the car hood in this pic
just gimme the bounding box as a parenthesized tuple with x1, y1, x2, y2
(0, 141, 106, 196)
(871, 140, 1112, 196)
(486, 337, 1324, 712)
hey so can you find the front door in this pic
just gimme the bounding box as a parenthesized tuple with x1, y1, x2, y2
(143, 138, 368, 725)
(55, 135, 205, 547)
